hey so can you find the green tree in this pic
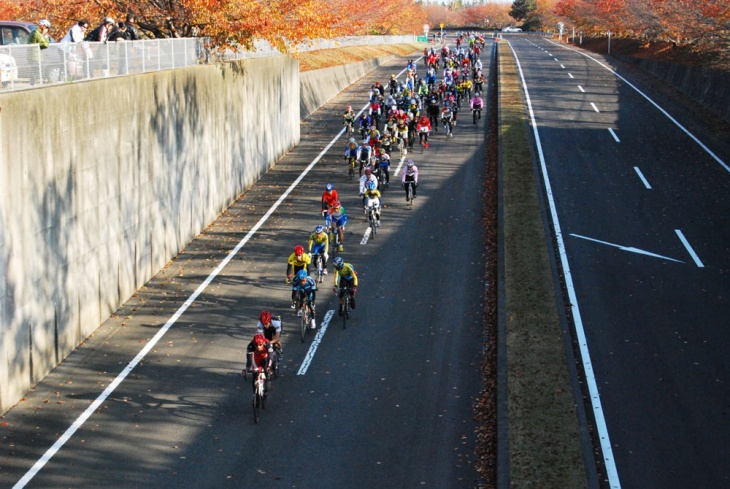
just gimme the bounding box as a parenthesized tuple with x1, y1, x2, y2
(509, 0, 536, 21)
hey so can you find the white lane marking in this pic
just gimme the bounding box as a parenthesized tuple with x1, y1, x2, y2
(547, 39, 730, 174)
(393, 153, 407, 176)
(570, 234, 683, 263)
(633, 167, 652, 189)
(591, 102, 600, 113)
(675, 230, 705, 268)
(561, 64, 566, 69)
(13, 61, 414, 489)
(297, 310, 335, 375)
(568, 72, 574, 79)
(608, 128, 621, 143)
(360, 226, 372, 245)
(578, 85, 585, 92)
(506, 39, 622, 489)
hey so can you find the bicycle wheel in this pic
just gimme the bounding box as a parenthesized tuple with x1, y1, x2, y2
(369, 210, 377, 237)
(407, 184, 413, 206)
(317, 255, 324, 283)
(253, 392, 261, 424)
(342, 296, 349, 329)
(300, 305, 308, 342)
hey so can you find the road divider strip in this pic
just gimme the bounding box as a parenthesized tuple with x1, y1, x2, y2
(297, 310, 335, 375)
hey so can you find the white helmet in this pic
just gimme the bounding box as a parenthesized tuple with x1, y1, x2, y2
(38, 19, 51, 28)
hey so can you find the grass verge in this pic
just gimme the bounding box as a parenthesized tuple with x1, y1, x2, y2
(498, 41, 589, 488)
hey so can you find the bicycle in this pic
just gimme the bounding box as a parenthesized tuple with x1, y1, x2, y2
(472, 106, 482, 124)
(312, 252, 325, 283)
(338, 284, 354, 329)
(244, 367, 268, 424)
(296, 289, 315, 342)
(346, 155, 357, 179)
(345, 120, 354, 138)
(328, 225, 342, 259)
(366, 205, 379, 237)
(404, 181, 416, 207)
(443, 119, 454, 138)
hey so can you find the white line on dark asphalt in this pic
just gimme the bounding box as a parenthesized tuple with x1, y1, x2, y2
(13, 59, 417, 489)
(360, 226, 372, 245)
(608, 128, 621, 142)
(591, 102, 600, 113)
(568, 73, 574, 79)
(561, 64, 566, 69)
(633, 167, 652, 189)
(578, 85, 584, 92)
(297, 310, 335, 375)
(507, 39, 622, 489)
(570, 234, 683, 263)
(547, 39, 730, 174)
(675, 229, 705, 268)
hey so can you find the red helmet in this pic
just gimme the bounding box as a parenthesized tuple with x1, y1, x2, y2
(294, 245, 305, 255)
(365, 168, 372, 175)
(254, 333, 266, 346)
(259, 310, 272, 324)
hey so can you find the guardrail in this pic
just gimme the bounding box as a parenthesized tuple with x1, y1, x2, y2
(0, 35, 419, 92)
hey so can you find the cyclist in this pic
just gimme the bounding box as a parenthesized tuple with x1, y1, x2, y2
(291, 269, 317, 328)
(321, 183, 339, 217)
(402, 159, 419, 200)
(357, 143, 373, 176)
(245, 333, 273, 393)
(441, 100, 455, 137)
(416, 114, 432, 148)
(286, 245, 311, 291)
(333, 257, 358, 316)
(308, 225, 329, 274)
(388, 74, 398, 95)
(344, 137, 359, 171)
(363, 181, 382, 226)
(256, 310, 283, 371)
(470, 91, 484, 123)
(326, 201, 348, 252)
(343, 105, 355, 133)
(378, 148, 391, 187)
(427, 92, 440, 132)
(359, 167, 378, 198)
(357, 112, 372, 140)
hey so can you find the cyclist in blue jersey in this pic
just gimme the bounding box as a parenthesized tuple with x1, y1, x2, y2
(325, 201, 348, 252)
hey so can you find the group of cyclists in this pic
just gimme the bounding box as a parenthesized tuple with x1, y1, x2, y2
(245, 34, 487, 399)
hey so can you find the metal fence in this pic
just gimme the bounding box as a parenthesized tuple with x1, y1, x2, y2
(0, 35, 418, 92)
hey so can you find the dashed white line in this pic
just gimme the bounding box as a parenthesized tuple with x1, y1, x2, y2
(578, 85, 585, 92)
(568, 73, 574, 79)
(675, 230, 705, 268)
(360, 226, 372, 245)
(608, 128, 621, 142)
(561, 64, 566, 69)
(633, 167, 652, 189)
(297, 310, 335, 375)
(591, 102, 600, 113)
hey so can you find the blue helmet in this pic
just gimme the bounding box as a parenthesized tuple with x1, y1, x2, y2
(367, 181, 377, 191)
(315, 225, 324, 234)
(296, 269, 309, 281)
(333, 257, 344, 269)
(325, 183, 334, 191)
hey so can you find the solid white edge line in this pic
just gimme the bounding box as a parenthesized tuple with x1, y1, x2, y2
(14, 60, 418, 488)
(546, 39, 730, 174)
(675, 229, 705, 268)
(608, 128, 621, 143)
(633, 167, 652, 189)
(506, 39, 622, 488)
(297, 310, 335, 375)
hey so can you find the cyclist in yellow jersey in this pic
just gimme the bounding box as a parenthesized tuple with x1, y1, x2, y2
(308, 225, 330, 274)
(332, 257, 358, 315)
(286, 245, 311, 308)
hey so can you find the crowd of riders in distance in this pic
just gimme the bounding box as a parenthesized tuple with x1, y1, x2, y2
(244, 32, 487, 396)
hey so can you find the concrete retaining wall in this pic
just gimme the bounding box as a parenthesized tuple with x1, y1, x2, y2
(623, 57, 730, 124)
(300, 56, 394, 119)
(0, 55, 300, 412)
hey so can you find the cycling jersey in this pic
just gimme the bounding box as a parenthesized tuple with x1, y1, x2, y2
(470, 97, 484, 109)
(257, 316, 282, 340)
(327, 206, 348, 228)
(292, 276, 317, 296)
(322, 189, 339, 212)
(287, 252, 311, 268)
(308, 231, 329, 255)
(402, 165, 419, 184)
(334, 263, 358, 286)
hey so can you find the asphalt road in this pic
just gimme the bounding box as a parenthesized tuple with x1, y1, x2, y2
(0, 52, 490, 487)
(507, 36, 730, 488)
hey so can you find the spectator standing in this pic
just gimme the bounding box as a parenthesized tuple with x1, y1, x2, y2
(85, 17, 115, 42)
(124, 14, 141, 41)
(28, 19, 51, 85)
(61, 19, 89, 79)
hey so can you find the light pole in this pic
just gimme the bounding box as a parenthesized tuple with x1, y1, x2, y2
(607, 30, 612, 54)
